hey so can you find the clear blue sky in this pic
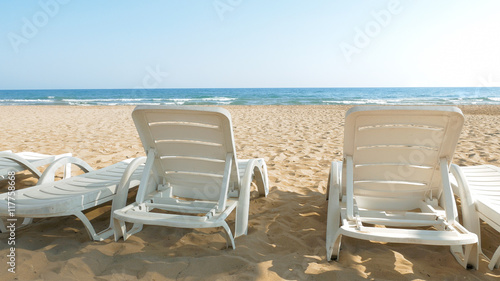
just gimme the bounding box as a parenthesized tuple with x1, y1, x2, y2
(1, 0, 499, 89)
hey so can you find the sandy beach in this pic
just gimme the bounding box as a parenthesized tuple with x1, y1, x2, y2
(1, 105, 499, 280)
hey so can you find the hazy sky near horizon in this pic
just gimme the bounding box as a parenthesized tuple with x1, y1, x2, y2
(1, 0, 499, 89)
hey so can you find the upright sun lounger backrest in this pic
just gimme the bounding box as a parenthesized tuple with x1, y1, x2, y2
(343, 106, 464, 211)
(132, 106, 240, 203)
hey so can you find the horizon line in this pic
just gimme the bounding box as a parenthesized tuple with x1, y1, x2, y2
(1, 86, 499, 91)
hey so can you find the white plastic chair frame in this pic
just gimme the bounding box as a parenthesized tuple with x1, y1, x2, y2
(0, 156, 145, 241)
(113, 106, 269, 249)
(326, 106, 478, 269)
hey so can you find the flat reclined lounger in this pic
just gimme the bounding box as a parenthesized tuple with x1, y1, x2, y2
(0, 156, 145, 241)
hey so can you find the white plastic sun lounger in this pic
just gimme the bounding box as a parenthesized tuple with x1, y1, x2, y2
(0, 151, 72, 180)
(113, 106, 269, 249)
(326, 106, 478, 269)
(450, 164, 500, 270)
(0, 156, 145, 241)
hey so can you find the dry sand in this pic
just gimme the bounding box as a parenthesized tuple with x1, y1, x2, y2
(0, 105, 499, 280)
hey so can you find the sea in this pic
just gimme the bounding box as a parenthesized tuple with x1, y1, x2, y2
(0, 87, 499, 106)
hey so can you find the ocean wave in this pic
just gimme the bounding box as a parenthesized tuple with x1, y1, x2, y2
(1, 88, 499, 106)
(201, 97, 236, 102)
(165, 99, 190, 105)
(67, 102, 92, 106)
(0, 99, 55, 103)
(322, 99, 389, 105)
(7, 97, 224, 105)
(62, 98, 148, 102)
(321, 97, 500, 105)
(168, 99, 191, 102)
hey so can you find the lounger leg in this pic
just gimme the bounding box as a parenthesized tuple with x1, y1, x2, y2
(125, 223, 144, 240)
(327, 233, 342, 261)
(221, 222, 236, 249)
(21, 218, 33, 226)
(0, 218, 34, 232)
(0, 218, 6, 232)
(489, 246, 500, 270)
(73, 212, 99, 240)
(449, 165, 481, 269)
(114, 219, 144, 241)
(235, 173, 251, 237)
(326, 197, 342, 261)
(72, 211, 116, 241)
(326, 169, 331, 200)
(111, 156, 148, 241)
(468, 243, 479, 269)
(451, 243, 479, 269)
(113, 217, 126, 241)
(326, 161, 342, 261)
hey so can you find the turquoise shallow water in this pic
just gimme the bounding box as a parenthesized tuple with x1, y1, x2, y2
(0, 87, 499, 106)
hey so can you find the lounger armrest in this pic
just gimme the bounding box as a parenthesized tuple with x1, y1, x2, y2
(449, 164, 481, 269)
(251, 158, 270, 197)
(38, 156, 94, 185)
(234, 158, 269, 237)
(0, 151, 45, 178)
(111, 156, 148, 212)
(53, 152, 73, 159)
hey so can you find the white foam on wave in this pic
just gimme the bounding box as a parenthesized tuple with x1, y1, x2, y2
(201, 97, 236, 102)
(68, 102, 91, 106)
(62, 98, 147, 102)
(322, 99, 388, 105)
(166, 98, 191, 105)
(169, 99, 191, 102)
(0, 99, 55, 103)
(123, 102, 161, 106)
